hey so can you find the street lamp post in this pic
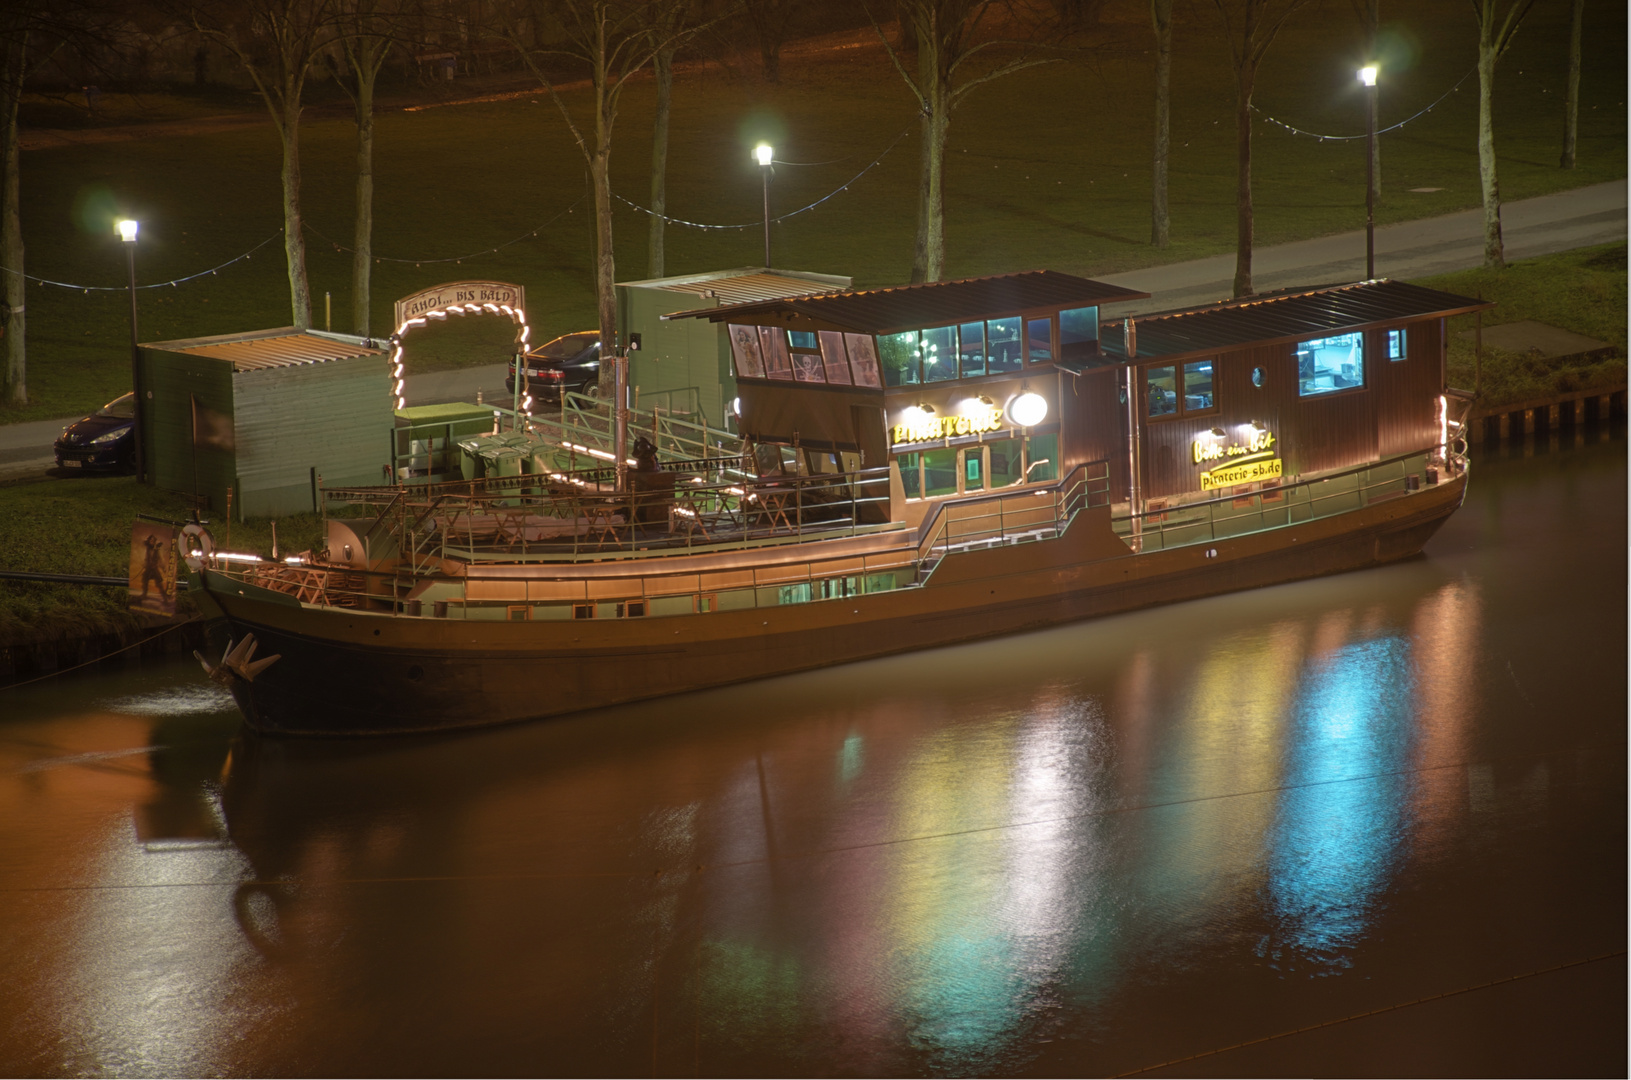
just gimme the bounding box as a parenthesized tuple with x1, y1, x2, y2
(754, 142, 773, 268)
(1359, 65, 1378, 280)
(117, 219, 143, 483)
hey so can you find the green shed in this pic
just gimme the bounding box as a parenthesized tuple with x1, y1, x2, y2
(617, 267, 851, 426)
(139, 328, 392, 519)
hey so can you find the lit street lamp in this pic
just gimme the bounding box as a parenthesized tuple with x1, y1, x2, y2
(117, 218, 144, 483)
(1359, 64, 1378, 279)
(754, 142, 773, 268)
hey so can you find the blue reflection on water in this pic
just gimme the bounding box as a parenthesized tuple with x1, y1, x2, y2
(1263, 635, 1416, 971)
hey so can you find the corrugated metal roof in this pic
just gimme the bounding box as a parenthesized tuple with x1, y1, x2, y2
(652, 271, 846, 305)
(1084, 279, 1495, 368)
(662, 270, 1151, 334)
(173, 332, 386, 371)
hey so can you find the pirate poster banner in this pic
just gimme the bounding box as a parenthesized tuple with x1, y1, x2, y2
(128, 521, 178, 617)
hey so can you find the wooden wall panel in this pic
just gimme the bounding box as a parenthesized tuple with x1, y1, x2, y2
(1060, 367, 1128, 501)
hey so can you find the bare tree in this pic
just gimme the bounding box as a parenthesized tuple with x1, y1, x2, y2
(332, 0, 405, 338)
(647, 2, 702, 279)
(1149, 0, 1171, 248)
(1212, 0, 1310, 297)
(742, 0, 801, 83)
(1, 8, 88, 405)
(189, 0, 336, 328)
(1559, 0, 1582, 168)
(496, 0, 708, 392)
(1472, 0, 1537, 268)
(870, 0, 1061, 283)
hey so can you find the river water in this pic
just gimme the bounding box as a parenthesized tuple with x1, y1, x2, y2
(2, 431, 1624, 1077)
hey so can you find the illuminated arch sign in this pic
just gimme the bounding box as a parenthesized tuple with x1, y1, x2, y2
(393, 281, 524, 326)
(389, 281, 530, 413)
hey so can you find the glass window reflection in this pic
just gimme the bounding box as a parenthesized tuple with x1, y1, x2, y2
(987, 318, 1022, 373)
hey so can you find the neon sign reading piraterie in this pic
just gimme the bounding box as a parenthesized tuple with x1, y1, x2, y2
(892, 407, 1004, 445)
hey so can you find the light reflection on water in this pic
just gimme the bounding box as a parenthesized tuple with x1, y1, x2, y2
(0, 433, 1624, 1076)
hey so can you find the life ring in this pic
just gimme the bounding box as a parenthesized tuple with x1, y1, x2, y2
(181, 522, 215, 561)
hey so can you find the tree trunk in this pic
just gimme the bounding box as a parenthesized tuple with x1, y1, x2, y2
(1560, 0, 1582, 168)
(1150, 0, 1172, 248)
(1, 45, 24, 405)
(278, 101, 313, 328)
(911, 24, 948, 284)
(647, 46, 673, 279)
(352, 63, 375, 337)
(592, 148, 618, 396)
(760, 39, 780, 83)
(1232, 64, 1256, 297)
(1476, 35, 1504, 268)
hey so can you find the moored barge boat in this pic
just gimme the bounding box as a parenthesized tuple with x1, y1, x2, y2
(188, 272, 1490, 735)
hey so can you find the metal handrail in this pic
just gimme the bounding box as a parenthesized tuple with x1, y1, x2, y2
(913, 461, 1110, 571)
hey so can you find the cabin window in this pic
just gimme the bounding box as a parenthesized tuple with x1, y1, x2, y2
(923, 448, 958, 497)
(1025, 433, 1058, 482)
(788, 330, 818, 350)
(989, 438, 1024, 487)
(572, 603, 594, 620)
(1296, 332, 1366, 396)
(758, 326, 794, 380)
(1182, 361, 1216, 412)
(729, 324, 765, 378)
(958, 322, 986, 378)
(508, 605, 530, 621)
(844, 334, 883, 387)
(1026, 318, 1054, 364)
(1146, 365, 1179, 417)
(1059, 306, 1099, 365)
(817, 331, 853, 384)
(1387, 329, 1405, 361)
(695, 593, 716, 613)
(898, 451, 923, 498)
(922, 325, 958, 383)
(987, 317, 1023, 373)
(879, 330, 921, 386)
(964, 449, 985, 491)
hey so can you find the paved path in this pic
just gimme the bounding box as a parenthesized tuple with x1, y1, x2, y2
(2, 181, 1623, 481)
(1104, 180, 1626, 314)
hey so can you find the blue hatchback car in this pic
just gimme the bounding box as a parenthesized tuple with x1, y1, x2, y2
(54, 392, 135, 471)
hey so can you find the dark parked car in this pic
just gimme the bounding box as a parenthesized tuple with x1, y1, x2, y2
(54, 392, 135, 471)
(505, 331, 601, 403)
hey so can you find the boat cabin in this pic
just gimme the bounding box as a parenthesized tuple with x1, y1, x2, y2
(667, 273, 1491, 529)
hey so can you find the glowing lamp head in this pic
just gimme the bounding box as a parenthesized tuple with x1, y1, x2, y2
(1359, 65, 1378, 87)
(754, 143, 773, 167)
(116, 219, 139, 243)
(731, 397, 741, 416)
(1007, 391, 1048, 428)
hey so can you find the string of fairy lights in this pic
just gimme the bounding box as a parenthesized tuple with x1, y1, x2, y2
(1253, 64, 1479, 142)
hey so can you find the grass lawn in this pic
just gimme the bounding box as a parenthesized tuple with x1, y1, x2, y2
(1419, 242, 1628, 407)
(2, 0, 1622, 423)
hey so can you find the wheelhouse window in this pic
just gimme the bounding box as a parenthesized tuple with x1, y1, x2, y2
(1387, 329, 1405, 361)
(1025, 318, 1053, 364)
(921, 325, 957, 383)
(986, 317, 1023, 373)
(1058, 305, 1099, 366)
(1144, 360, 1217, 419)
(1296, 332, 1365, 396)
(879, 330, 921, 386)
(958, 322, 985, 378)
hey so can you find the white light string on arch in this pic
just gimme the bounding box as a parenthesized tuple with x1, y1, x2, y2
(389, 301, 531, 415)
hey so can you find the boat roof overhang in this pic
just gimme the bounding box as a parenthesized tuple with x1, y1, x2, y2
(661, 270, 1151, 336)
(1072, 279, 1498, 372)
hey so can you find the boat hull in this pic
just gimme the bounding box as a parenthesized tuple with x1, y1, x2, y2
(197, 473, 1466, 736)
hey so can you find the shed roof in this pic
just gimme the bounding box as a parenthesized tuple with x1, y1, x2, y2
(620, 267, 852, 306)
(1083, 279, 1494, 368)
(146, 329, 386, 372)
(662, 270, 1150, 334)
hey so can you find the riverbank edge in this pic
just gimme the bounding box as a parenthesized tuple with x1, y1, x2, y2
(1, 616, 205, 690)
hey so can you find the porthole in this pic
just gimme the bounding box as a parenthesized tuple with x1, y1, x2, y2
(1251, 366, 1265, 388)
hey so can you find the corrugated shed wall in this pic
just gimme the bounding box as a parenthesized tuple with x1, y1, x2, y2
(233, 355, 393, 516)
(623, 287, 732, 424)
